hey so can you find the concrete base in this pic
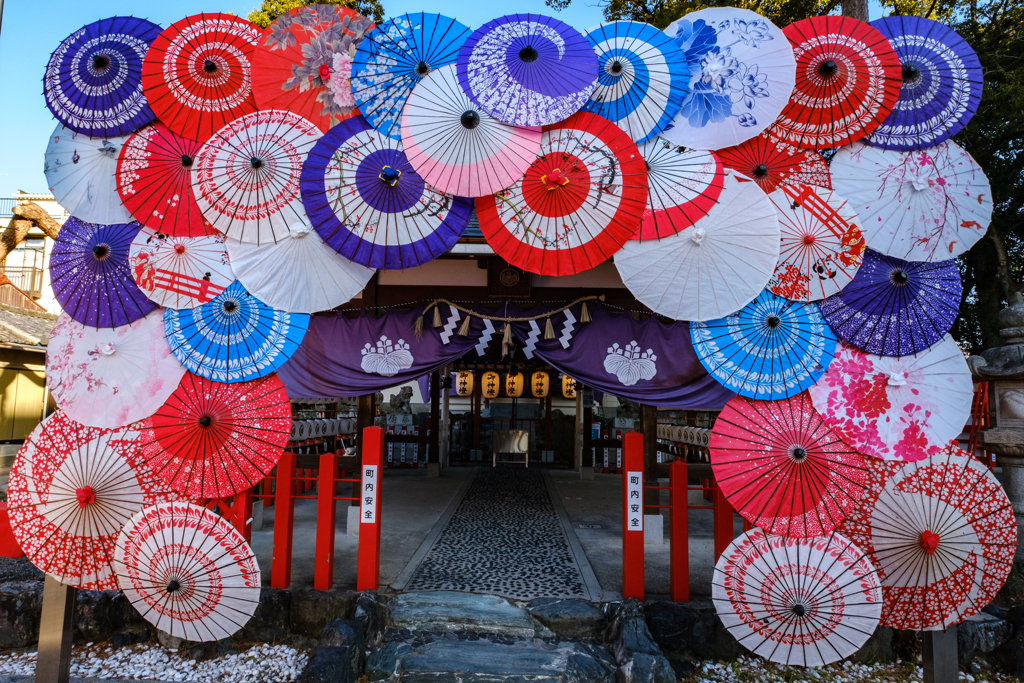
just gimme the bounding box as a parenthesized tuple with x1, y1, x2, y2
(580, 468, 595, 481)
(644, 514, 664, 546)
(252, 501, 264, 531)
(346, 505, 360, 537)
(426, 463, 440, 478)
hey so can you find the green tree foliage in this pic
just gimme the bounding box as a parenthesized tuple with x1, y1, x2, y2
(248, 0, 385, 27)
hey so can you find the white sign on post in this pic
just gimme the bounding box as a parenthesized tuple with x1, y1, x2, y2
(361, 465, 378, 524)
(626, 471, 643, 532)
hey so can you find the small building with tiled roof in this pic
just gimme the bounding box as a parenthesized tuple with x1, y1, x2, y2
(0, 303, 57, 441)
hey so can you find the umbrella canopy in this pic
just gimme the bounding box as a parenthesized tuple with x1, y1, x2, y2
(300, 116, 473, 269)
(714, 529, 882, 666)
(768, 16, 901, 149)
(456, 13, 599, 127)
(225, 220, 374, 314)
(818, 249, 961, 357)
(837, 447, 1017, 631)
(193, 110, 323, 245)
(351, 12, 472, 140)
(128, 227, 234, 309)
(115, 502, 261, 641)
(766, 182, 866, 302)
(401, 64, 542, 198)
(661, 8, 796, 151)
(633, 138, 724, 241)
(7, 411, 182, 590)
(710, 392, 867, 537)
(251, 5, 375, 133)
(44, 16, 161, 138)
(581, 21, 688, 144)
(50, 217, 156, 328)
(141, 13, 260, 143)
(164, 280, 309, 383)
(864, 16, 983, 151)
(808, 336, 973, 462)
(615, 170, 779, 321)
(716, 133, 831, 195)
(136, 373, 291, 499)
(476, 111, 648, 276)
(46, 311, 185, 429)
(116, 122, 213, 237)
(830, 140, 992, 262)
(691, 289, 837, 400)
(44, 125, 133, 225)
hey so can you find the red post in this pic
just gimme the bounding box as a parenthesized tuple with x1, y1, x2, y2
(357, 426, 384, 591)
(622, 431, 644, 600)
(713, 481, 734, 563)
(314, 452, 338, 590)
(235, 489, 254, 542)
(669, 460, 689, 602)
(272, 450, 296, 589)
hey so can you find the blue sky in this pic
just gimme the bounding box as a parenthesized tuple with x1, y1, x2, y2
(0, 0, 885, 200)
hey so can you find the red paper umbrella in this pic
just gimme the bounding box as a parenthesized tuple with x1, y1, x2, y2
(116, 122, 214, 237)
(142, 14, 260, 143)
(477, 111, 648, 276)
(767, 16, 901, 150)
(710, 392, 868, 538)
(837, 447, 1017, 631)
(716, 134, 831, 195)
(135, 373, 291, 499)
(632, 139, 724, 241)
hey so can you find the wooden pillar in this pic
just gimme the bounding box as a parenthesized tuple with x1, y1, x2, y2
(472, 381, 482, 450)
(582, 405, 593, 469)
(440, 365, 451, 467)
(544, 392, 553, 451)
(429, 369, 441, 463)
(35, 577, 76, 683)
(574, 391, 584, 470)
(355, 393, 375, 502)
(641, 403, 659, 512)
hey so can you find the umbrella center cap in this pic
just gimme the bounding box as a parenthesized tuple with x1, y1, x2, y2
(94, 341, 116, 356)
(790, 446, 808, 462)
(902, 63, 921, 83)
(541, 168, 570, 190)
(174, 244, 186, 254)
(891, 269, 909, 285)
(166, 580, 181, 594)
(92, 54, 111, 72)
(199, 415, 212, 427)
(753, 164, 769, 177)
(460, 110, 481, 130)
(380, 166, 401, 186)
(289, 222, 312, 238)
(221, 298, 240, 315)
(920, 530, 941, 554)
(802, 234, 816, 245)
(689, 226, 708, 245)
(92, 244, 110, 260)
(180, 155, 193, 168)
(765, 314, 782, 329)
(318, 64, 331, 80)
(203, 59, 219, 74)
(817, 60, 838, 78)
(415, 61, 430, 76)
(792, 603, 807, 618)
(519, 45, 540, 63)
(609, 60, 624, 75)
(250, 157, 264, 170)
(75, 486, 96, 508)
(887, 371, 907, 386)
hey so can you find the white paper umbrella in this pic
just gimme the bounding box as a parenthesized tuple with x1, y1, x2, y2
(830, 140, 992, 262)
(193, 110, 323, 245)
(226, 221, 375, 314)
(808, 336, 973, 462)
(401, 64, 542, 197)
(115, 502, 261, 641)
(713, 529, 882, 666)
(46, 310, 186, 429)
(129, 228, 234, 309)
(615, 170, 780, 321)
(44, 124, 133, 224)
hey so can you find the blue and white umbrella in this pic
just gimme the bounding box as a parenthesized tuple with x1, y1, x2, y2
(164, 281, 309, 384)
(691, 289, 837, 401)
(582, 21, 688, 144)
(351, 12, 471, 140)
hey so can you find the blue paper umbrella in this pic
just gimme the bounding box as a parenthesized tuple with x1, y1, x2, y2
(43, 16, 162, 138)
(351, 12, 471, 140)
(691, 290, 837, 400)
(164, 281, 309, 384)
(581, 21, 688, 144)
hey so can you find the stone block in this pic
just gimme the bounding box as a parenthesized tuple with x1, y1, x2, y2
(347, 505, 360, 537)
(642, 600, 744, 662)
(959, 611, 1013, 666)
(526, 598, 606, 639)
(297, 619, 366, 683)
(74, 590, 118, 642)
(236, 587, 291, 642)
(643, 515, 663, 546)
(847, 626, 895, 664)
(290, 590, 354, 638)
(426, 463, 440, 478)
(0, 581, 42, 648)
(992, 605, 1024, 676)
(365, 640, 410, 682)
(616, 652, 676, 683)
(390, 592, 539, 637)
(354, 590, 389, 645)
(581, 468, 596, 481)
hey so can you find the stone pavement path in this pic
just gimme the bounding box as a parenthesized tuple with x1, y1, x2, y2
(406, 467, 588, 600)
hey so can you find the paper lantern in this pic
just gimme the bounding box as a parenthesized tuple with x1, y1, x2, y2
(562, 375, 577, 399)
(506, 372, 524, 398)
(482, 371, 500, 399)
(455, 370, 474, 397)
(531, 371, 549, 398)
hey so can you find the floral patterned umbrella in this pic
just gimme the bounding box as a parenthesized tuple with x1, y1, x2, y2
(716, 133, 831, 194)
(661, 8, 796, 150)
(632, 139, 723, 241)
(808, 336, 973, 462)
(45, 124, 133, 225)
(251, 5, 375, 133)
(128, 227, 234, 309)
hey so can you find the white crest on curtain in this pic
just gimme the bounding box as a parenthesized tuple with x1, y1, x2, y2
(604, 341, 657, 386)
(476, 319, 496, 356)
(440, 306, 461, 345)
(360, 336, 414, 376)
(559, 310, 577, 349)
(523, 320, 542, 359)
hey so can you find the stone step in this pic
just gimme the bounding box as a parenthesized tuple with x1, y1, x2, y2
(389, 591, 545, 637)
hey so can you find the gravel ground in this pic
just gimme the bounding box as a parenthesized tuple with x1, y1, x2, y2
(0, 643, 307, 682)
(683, 658, 1021, 683)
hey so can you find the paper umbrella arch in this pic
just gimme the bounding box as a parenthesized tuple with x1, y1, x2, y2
(28, 2, 1009, 657)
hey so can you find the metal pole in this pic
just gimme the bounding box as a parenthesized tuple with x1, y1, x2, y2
(923, 627, 958, 683)
(35, 576, 76, 683)
(0, 0, 6, 42)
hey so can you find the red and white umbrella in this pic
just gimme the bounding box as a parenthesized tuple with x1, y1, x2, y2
(766, 183, 866, 302)
(716, 134, 831, 195)
(7, 411, 183, 589)
(476, 111, 648, 276)
(711, 392, 868, 538)
(808, 336, 973, 462)
(135, 373, 291, 499)
(768, 16, 902, 149)
(129, 227, 234, 309)
(115, 502, 261, 641)
(714, 529, 883, 666)
(142, 14, 260, 143)
(837, 447, 1017, 631)
(632, 139, 723, 241)
(193, 110, 323, 245)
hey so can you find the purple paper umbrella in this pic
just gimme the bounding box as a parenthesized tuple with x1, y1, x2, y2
(863, 16, 983, 151)
(818, 249, 961, 357)
(43, 16, 162, 138)
(50, 217, 157, 328)
(457, 13, 599, 127)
